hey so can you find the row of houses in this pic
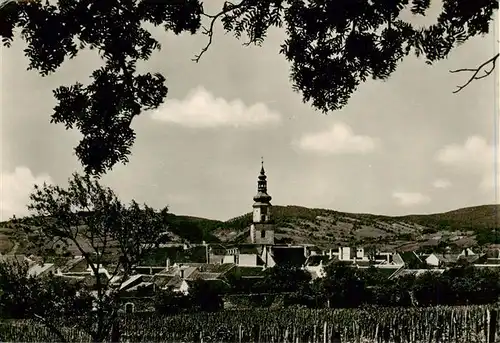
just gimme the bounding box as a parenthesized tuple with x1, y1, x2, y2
(2, 244, 498, 289)
(2, 243, 500, 313)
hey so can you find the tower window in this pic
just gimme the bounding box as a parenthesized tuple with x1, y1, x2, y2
(261, 230, 265, 238)
(261, 214, 266, 222)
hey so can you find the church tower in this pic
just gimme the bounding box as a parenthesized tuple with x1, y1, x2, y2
(250, 159, 275, 244)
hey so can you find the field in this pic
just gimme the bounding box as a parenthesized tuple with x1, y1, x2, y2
(1, 305, 499, 342)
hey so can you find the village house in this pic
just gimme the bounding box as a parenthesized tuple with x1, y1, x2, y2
(324, 246, 369, 262)
(473, 249, 500, 268)
(151, 262, 237, 295)
(221, 245, 267, 267)
(425, 253, 460, 268)
(0, 253, 59, 278)
(27, 262, 56, 278)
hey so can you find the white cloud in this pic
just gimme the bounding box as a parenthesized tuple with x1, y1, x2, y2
(149, 86, 281, 128)
(392, 191, 431, 207)
(0, 166, 53, 221)
(432, 179, 452, 189)
(435, 136, 499, 197)
(296, 122, 377, 155)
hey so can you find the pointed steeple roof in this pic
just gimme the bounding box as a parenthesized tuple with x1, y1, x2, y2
(253, 158, 272, 204)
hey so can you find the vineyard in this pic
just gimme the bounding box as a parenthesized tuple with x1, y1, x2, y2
(1, 306, 500, 342)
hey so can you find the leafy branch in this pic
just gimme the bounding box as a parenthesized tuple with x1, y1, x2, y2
(193, 0, 248, 63)
(450, 52, 499, 93)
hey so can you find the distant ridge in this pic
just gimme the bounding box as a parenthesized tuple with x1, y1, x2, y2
(1, 204, 499, 254)
(397, 204, 500, 229)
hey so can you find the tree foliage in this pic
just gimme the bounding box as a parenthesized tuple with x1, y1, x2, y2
(0, 260, 93, 341)
(255, 263, 311, 294)
(235, 262, 500, 309)
(154, 289, 193, 315)
(0, 0, 202, 175)
(10, 173, 169, 342)
(311, 263, 500, 308)
(1, 0, 496, 175)
(189, 279, 225, 312)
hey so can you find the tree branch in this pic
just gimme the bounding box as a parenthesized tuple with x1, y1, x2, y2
(192, 1, 248, 63)
(450, 53, 499, 93)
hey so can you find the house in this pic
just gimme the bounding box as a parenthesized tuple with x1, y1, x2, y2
(374, 252, 404, 267)
(120, 274, 147, 291)
(372, 251, 395, 264)
(325, 247, 369, 262)
(153, 265, 194, 295)
(54, 255, 87, 275)
(152, 263, 237, 295)
(425, 253, 459, 268)
(208, 244, 228, 264)
(398, 251, 425, 268)
(120, 275, 155, 297)
(473, 249, 500, 268)
(86, 263, 111, 278)
(222, 245, 268, 267)
(457, 254, 480, 265)
(458, 248, 476, 257)
(269, 245, 307, 267)
(345, 250, 405, 277)
(27, 262, 55, 278)
(142, 244, 209, 267)
(456, 248, 479, 265)
(153, 274, 190, 295)
(0, 254, 55, 278)
(134, 265, 166, 275)
(307, 245, 322, 256)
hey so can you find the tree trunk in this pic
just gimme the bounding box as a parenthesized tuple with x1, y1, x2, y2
(489, 309, 497, 343)
(111, 321, 121, 343)
(332, 331, 341, 343)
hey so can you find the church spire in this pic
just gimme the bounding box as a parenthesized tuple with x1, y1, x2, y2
(250, 158, 274, 244)
(253, 158, 272, 204)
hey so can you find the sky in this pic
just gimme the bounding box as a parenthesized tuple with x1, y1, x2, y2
(1, 1, 499, 221)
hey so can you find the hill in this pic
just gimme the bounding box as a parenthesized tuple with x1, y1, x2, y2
(212, 204, 500, 251)
(1, 204, 499, 255)
(397, 205, 500, 229)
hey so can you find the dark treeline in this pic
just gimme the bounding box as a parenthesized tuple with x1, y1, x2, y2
(155, 263, 500, 315)
(2, 261, 500, 320)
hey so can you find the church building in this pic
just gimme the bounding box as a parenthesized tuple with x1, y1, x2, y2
(249, 160, 275, 245)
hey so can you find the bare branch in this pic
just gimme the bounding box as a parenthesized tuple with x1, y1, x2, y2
(192, 1, 248, 63)
(450, 53, 499, 93)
